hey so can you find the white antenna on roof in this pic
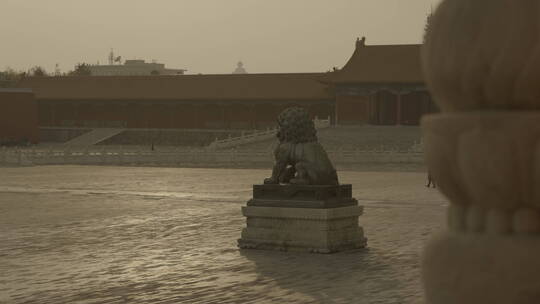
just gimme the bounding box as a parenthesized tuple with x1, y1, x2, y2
(108, 48, 114, 65)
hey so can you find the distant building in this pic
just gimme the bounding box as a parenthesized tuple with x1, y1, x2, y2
(19, 73, 330, 129)
(328, 37, 437, 125)
(0, 88, 38, 144)
(232, 61, 247, 74)
(88, 59, 186, 76)
(15, 38, 437, 136)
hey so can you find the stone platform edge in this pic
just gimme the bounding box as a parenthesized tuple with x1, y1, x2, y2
(238, 236, 367, 254)
(241, 205, 364, 220)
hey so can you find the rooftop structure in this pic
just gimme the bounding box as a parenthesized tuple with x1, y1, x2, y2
(14, 39, 434, 132)
(232, 61, 247, 74)
(330, 37, 423, 84)
(18, 73, 328, 101)
(88, 59, 186, 76)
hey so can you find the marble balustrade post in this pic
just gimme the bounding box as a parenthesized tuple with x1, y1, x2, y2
(421, 1, 540, 303)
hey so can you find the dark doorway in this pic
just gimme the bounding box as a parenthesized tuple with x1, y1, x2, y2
(371, 91, 397, 125)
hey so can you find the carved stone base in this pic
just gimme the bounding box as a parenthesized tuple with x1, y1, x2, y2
(423, 232, 540, 304)
(248, 184, 357, 208)
(422, 113, 540, 303)
(238, 205, 366, 253)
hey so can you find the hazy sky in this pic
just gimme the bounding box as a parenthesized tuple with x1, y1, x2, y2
(1, 0, 440, 74)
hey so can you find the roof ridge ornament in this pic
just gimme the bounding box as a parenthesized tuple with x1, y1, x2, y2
(355, 36, 366, 49)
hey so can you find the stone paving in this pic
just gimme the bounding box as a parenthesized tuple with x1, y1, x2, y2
(0, 166, 446, 304)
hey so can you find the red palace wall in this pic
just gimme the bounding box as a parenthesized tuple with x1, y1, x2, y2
(225, 104, 254, 129)
(373, 91, 398, 125)
(35, 100, 334, 130)
(36, 95, 434, 129)
(128, 103, 149, 128)
(0, 91, 39, 143)
(336, 95, 370, 125)
(400, 91, 429, 125)
(170, 104, 201, 129)
(334, 90, 435, 126)
(254, 103, 281, 128)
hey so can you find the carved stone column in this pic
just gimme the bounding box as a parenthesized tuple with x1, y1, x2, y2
(422, 1, 540, 303)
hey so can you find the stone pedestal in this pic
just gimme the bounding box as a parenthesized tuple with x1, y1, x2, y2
(420, 113, 540, 303)
(238, 184, 367, 253)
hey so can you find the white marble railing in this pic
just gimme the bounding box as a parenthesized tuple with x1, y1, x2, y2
(0, 146, 423, 167)
(207, 128, 278, 150)
(207, 117, 332, 150)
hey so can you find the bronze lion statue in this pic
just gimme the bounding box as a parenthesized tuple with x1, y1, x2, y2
(264, 107, 339, 185)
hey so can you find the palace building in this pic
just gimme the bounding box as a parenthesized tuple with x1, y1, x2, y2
(330, 37, 435, 125)
(6, 39, 436, 144)
(0, 88, 38, 144)
(88, 59, 186, 76)
(19, 73, 333, 130)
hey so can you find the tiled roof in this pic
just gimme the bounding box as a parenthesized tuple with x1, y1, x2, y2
(18, 73, 332, 101)
(330, 43, 424, 84)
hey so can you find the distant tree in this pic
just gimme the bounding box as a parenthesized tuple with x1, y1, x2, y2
(423, 13, 433, 43)
(150, 70, 160, 75)
(68, 63, 92, 76)
(0, 68, 26, 87)
(28, 66, 47, 77)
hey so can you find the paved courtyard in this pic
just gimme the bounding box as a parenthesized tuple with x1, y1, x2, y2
(0, 166, 446, 304)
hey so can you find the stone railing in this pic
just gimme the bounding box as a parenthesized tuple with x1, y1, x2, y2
(0, 146, 423, 168)
(207, 117, 332, 150)
(207, 128, 278, 150)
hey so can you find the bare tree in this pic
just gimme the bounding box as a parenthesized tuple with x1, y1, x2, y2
(28, 66, 47, 77)
(68, 63, 92, 76)
(423, 13, 432, 44)
(0, 68, 26, 87)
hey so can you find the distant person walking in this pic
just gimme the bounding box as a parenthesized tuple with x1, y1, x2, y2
(426, 171, 436, 188)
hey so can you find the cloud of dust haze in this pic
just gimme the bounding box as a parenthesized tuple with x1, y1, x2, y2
(0, 0, 441, 74)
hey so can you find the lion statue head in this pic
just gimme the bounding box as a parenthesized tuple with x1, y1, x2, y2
(276, 107, 317, 144)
